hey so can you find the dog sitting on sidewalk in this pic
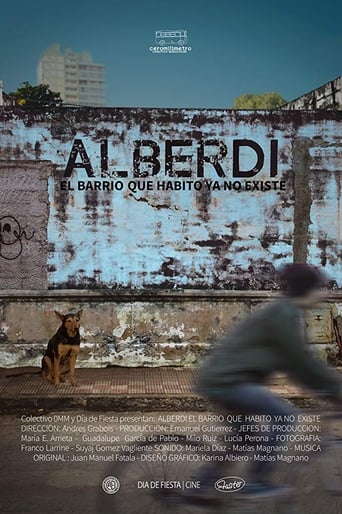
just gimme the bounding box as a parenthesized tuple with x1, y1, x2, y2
(6, 309, 83, 386)
(42, 310, 83, 387)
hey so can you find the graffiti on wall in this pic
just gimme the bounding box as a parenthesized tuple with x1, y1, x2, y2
(0, 162, 49, 289)
(0, 215, 35, 260)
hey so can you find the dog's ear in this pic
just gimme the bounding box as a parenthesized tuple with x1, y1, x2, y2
(76, 309, 83, 319)
(54, 311, 64, 321)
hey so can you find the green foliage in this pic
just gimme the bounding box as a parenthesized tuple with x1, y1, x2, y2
(9, 82, 62, 109)
(233, 92, 287, 109)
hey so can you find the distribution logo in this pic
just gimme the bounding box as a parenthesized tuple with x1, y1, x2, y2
(102, 476, 121, 494)
(150, 29, 192, 54)
(214, 476, 246, 493)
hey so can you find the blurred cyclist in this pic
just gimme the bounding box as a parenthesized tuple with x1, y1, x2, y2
(196, 263, 342, 499)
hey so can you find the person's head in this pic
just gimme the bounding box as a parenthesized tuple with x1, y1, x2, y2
(278, 263, 327, 305)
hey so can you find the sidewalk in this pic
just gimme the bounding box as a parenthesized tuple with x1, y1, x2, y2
(0, 366, 318, 413)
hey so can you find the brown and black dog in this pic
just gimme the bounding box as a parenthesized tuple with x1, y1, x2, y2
(42, 310, 83, 387)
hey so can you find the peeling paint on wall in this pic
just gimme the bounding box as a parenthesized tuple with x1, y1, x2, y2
(0, 291, 339, 368)
(0, 108, 341, 367)
(0, 108, 340, 290)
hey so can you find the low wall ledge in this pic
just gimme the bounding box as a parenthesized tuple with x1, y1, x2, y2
(0, 289, 341, 302)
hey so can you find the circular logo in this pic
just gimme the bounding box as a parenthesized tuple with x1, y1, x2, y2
(214, 476, 245, 493)
(102, 476, 120, 495)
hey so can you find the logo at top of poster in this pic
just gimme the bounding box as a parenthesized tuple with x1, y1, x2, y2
(102, 476, 121, 494)
(214, 476, 246, 493)
(150, 29, 192, 54)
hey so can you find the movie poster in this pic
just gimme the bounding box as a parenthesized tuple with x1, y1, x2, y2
(0, 1, 341, 513)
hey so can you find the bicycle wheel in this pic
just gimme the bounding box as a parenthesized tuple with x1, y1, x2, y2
(282, 443, 342, 513)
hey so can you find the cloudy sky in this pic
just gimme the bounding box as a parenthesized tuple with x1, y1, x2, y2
(0, 0, 341, 107)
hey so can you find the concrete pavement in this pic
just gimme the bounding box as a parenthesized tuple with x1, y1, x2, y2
(0, 366, 321, 413)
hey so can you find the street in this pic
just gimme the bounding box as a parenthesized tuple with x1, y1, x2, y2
(0, 409, 341, 514)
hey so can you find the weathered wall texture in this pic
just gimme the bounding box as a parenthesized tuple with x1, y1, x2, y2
(0, 108, 341, 367)
(0, 162, 49, 289)
(0, 290, 339, 368)
(282, 76, 342, 110)
(0, 108, 341, 290)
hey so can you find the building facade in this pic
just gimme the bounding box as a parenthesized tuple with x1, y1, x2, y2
(282, 76, 341, 110)
(37, 44, 105, 106)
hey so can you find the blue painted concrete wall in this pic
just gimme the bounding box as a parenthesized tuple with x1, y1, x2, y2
(0, 108, 341, 289)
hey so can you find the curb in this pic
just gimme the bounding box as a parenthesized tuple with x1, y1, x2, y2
(0, 393, 319, 414)
(0, 395, 208, 414)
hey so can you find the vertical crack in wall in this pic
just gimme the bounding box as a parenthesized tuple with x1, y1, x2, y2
(293, 137, 313, 263)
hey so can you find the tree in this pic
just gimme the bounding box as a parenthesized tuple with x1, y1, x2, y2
(233, 92, 286, 109)
(9, 82, 62, 109)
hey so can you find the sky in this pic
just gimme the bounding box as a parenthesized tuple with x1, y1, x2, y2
(0, 0, 341, 108)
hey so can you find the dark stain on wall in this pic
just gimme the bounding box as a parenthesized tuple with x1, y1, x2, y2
(84, 190, 99, 222)
(65, 243, 76, 261)
(0, 106, 340, 129)
(195, 185, 212, 221)
(260, 225, 280, 250)
(194, 233, 234, 255)
(317, 234, 339, 267)
(211, 261, 278, 290)
(161, 257, 178, 277)
(34, 142, 41, 159)
(53, 188, 69, 224)
(310, 171, 330, 201)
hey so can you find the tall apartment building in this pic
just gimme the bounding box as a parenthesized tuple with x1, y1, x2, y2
(37, 44, 105, 106)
